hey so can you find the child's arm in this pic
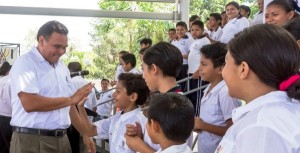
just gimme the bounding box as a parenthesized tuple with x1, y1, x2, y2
(194, 117, 233, 136)
(77, 99, 98, 137)
(125, 134, 155, 153)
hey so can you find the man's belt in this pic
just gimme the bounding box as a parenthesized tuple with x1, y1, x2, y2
(13, 126, 67, 137)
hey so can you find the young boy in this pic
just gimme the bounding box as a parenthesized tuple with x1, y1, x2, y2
(77, 73, 151, 153)
(140, 38, 152, 49)
(194, 43, 240, 153)
(147, 93, 194, 153)
(111, 50, 128, 86)
(120, 53, 141, 74)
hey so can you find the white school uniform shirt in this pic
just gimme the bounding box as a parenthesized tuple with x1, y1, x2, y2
(96, 89, 114, 117)
(199, 80, 241, 153)
(0, 75, 12, 117)
(115, 64, 124, 81)
(94, 108, 147, 153)
(252, 11, 264, 25)
(171, 37, 193, 65)
(9, 47, 75, 129)
(188, 37, 211, 74)
(71, 76, 97, 110)
(209, 27, 223, 42)
(215, 91, 300, 153)
(127, 67, 141, 74)
(155, 143, 192, 153)
(220, 17, 250, 43)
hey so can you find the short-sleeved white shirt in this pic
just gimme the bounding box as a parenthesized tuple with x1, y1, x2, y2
(171, 38, 193, 65)
(220, 17, 250, 43)
(71, 76, 97, 110)
(0, 75, 12, 117)
(252, 11, 264, 25)
(9, 47, 75, 129)
(94, 108, 147, 153)
(209, 27, 223, 42)
(199, 80, 241, 153)
(96, 89, 114, 117)
(155, 143, 192, 153)
(188, 37, 211, 74)
(215, 91, 300, 153)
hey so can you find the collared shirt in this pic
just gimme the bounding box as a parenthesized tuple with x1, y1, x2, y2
(209, 27, 223, 42)
(252, 11, 264, 25)
(215, 91, 300, 153)
(9, 47, 75, 129)
(94, 108, 147, 153)
(96, 89, 114, 116)
(188, 37, 211, 73)
(71, 76, 97, 110)
(220, 17, 250, 43)
(199, 80, 241, 153)
(0, 75, 12, 117)
(155, 143, 192, 153)
(171, 38, 193, 65)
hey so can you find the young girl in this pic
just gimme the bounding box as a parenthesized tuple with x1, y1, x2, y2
(220, 1, 250, 43)
(77, 73, 150, 153)
(208, 13, 223, 43)
(265, 0, 300, 27)
(217, 24, 300, 152)
(187, 20, 211, 110)
(284, 18, 300, 47)
(171, 21, 193, 91)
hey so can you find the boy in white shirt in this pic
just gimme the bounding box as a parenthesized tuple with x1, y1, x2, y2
(194, 43, 240, 153)
(120, 53, 141, 74)
(77, 73, 151, 153)
(147, 93, 194, 153)
(111, 51, 128, 86)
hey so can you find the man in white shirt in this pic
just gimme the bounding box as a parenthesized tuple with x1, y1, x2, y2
(252, 0, 264, 25)
(9, 20, 94, 153)
(0, 62, 12, 153)
(95, 79, 114, 121)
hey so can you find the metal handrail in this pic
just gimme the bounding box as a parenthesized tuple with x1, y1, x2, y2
(176, 76, 193, 84)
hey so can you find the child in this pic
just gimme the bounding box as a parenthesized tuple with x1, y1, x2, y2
(220, 1, 250, 43)
(187, 20, 211, 110)
(284, 18, 300, 48)
(194, 43, 240, 153)
(140, 38, 152, 49)
(216, 24, 300, 153)
(208, 13, 223, 43)
(95, 78, 114, 121)
(147, 93, 194, 153)
(77, 73, 150, 153)
(168, 28, 176, 43)
(171, 21, 193, 91)
(111, 50, 128, 86)
(120, 53, 141, 74)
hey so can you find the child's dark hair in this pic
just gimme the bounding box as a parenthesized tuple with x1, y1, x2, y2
(101, 78, 110, 83)
(68, 62, 82, 72)
(176, 21, 188, 30)
(191, 20, 204, 30)
(140, 38, 152, 46)
(210, 13, 222, 24)
(168, 28, 176, 32)
(284, 18, 300, 40)
(147, 93, 194, 142)
(201, 43, 227, 68)
(0, 62, 11, 76)
(119, 50, 129, 56)
(228, 24, 300, 100)
(139, 47, 150, 55)
(121, 53, 136, 68)
(143, 42, 183, 78)
(118, 73, 150, 105)
(240, 5, 251, 17)
(189, 15, 200, 22)
(267, 0, 300, 19)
